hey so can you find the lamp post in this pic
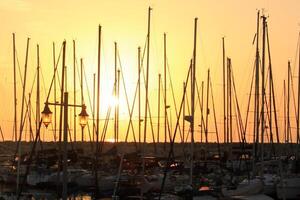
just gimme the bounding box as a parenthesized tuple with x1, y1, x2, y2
(41, 92, 88, 200)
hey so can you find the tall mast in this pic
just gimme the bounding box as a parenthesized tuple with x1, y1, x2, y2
(36, 44, 40, 141)
(141, 8, 152, 199)
(73, 40, 77, 142)
(261, 15, 267, 161)
(266, 24, 279, 143)
(53, 42, 57, 142)
(93, 73, 96, 142)
(190, 17, 198, 186)
(182, 82, 185, 143)
(287, 61, 291, 143)
(117, 70, 120, 143)
(164, 33, 167, 150)
(297, 32, 300, 144)
(228, 58, 232, 143)
(80, 58, 84, 142)
(143, 7, 152, 145)
(284, 80, 286, 143)
(114, 42, 117, 143)
(254, 11, 260, 160)
(61, 43, 67, 200)
(158, 74, 161, 143)
(201, 81, 204, 143)
(205, 69, 210, 144)
(28, 93, 32, 141)
(138, 47, 141, 148)
(17, 40, 28, 193)
(13, 33, 17, 142)
(95, 25, 102, 197)
(222, 37, 226, 143)
(18, 38, 30, 144)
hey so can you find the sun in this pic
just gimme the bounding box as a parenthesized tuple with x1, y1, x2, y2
(109, 96, 119, 107)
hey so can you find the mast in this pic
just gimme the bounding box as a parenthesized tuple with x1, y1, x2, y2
(93, 73, 96, 142)
(222, 37, 227, 143)
(158, 74, 161, 143)
(266, 24, 280, 143)
(287, 61, 291, 143)
(138, 47, 141, 149)
(28, 93, 32, 142)
(143, 6, 152, 145)
(117, 69, 120, 143)
(53, 42, 57, 142)
(95, 25, 102, 197)
(254, 11, 260, 160)
(114, 42, 117, 143)
(36, 44, 40, 141)
(284, 80, 286, 143)
(13, 33, 17, 142)
(16, 39, 30, 193)
(80, 59, 84, 141)
(190, 17, 198, 186)
(228, 58, 232, 143)
(297, 32, 300, 144)
(183, 82, 185, 143)
(201, 81, 204, 143)
(73, 40, 76, 142)
(141, 8, 151, 199)
(205, 69, 210, 144)
(18, 38, 30, 143)
(261, 15, 267, 161)
(61, 41, 67, 200)
(164, 33, 167, 151)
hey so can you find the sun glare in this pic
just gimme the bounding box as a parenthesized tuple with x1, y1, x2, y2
(109, 96, 119, 107)
(106, 138, 115, 143)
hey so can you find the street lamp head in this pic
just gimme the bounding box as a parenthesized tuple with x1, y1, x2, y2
(78, 104, 89, 128)
(41, 103, 52, 128)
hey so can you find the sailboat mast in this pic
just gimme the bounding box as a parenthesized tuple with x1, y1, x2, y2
(53, 42, 57, 142)
(222, 37, 227, 143)
(138, 46, 141, 148)
(201, 81, 204, 143)
(164, 33, 167, 150)
(287, 61, 291, 143)
(254, 11, 260, 159)
(80, 58, 84, 142)
(183, 82, 185, 143)
(117, 69, 120, 143)
(95, 25, 102, 197)
(143, 7, 152, 144)
(297, 32, 300, 144)
(36, 44, 40, 141)
(13, 34, 17, 142)
(205, 69, 210, 144)
(190, 17, 198, 186)
(228, 58, 232, 143)
(18, 38, 30, 144)
(261, 15, 267, 161)
(284, 80, 286, 143)
(158, 74, 161, 143)
(93, 73, 96, 142)
(73, 40, 77, 142)
(114, 42, 117, 143)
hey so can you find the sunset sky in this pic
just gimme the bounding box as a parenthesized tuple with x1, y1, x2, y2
(0, 0, 300, 143)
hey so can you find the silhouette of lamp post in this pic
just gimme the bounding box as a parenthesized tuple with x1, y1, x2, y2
(41, 92, 88, 200)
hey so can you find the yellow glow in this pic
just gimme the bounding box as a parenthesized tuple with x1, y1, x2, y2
(109, 96, 119, 107)
(0, 0, 300, 143)
(106, 138, 115, 143)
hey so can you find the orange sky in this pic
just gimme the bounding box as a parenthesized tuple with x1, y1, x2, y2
(0, 0, 300, 143)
